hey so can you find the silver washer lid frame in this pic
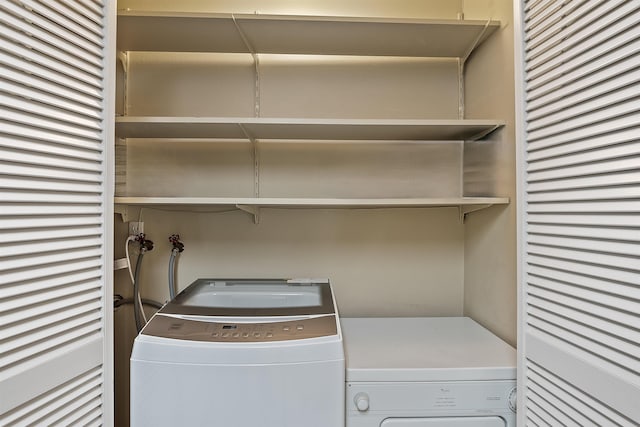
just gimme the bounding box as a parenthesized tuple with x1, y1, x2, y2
(161, 278, 336, 317)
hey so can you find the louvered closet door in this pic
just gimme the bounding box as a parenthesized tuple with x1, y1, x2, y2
(516, 0, 640, 425)
(0, 0, 115, 425)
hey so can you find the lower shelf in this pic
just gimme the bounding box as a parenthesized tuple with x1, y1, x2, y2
(114, 196, 509, 223)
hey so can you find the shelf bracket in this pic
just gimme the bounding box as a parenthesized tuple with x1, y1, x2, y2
(236, 204, 260, 224)
(469, 124, 502, 141)
(461, 19, 493, 65)
(114, 204, 129, 222)
(117, 51, 129, 72)
(458, 204, 491, 224)
(458, 18, 492, 120)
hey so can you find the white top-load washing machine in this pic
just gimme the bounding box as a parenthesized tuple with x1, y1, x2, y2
(342, 317, 516, 427)
(131, 278, 344, 427)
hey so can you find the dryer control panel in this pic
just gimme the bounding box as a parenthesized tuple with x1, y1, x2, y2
(346, 380, 516, 427)
(141, 314, 338, 342)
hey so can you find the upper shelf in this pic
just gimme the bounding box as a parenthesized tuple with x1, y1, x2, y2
(117, 11, 500, 58)
(113, 196, 509, 223)
(115, 117, 504, 141)
(114, 196, 509, 208)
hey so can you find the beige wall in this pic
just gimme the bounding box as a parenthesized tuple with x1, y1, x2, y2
(462, 0, 517, 346)
(123, 207, 466, 316)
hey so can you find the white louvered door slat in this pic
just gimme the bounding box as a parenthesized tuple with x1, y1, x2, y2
(3, 300, 103, 347)
(527, 66, 640, 122)
(0, 162, 102, 183)
(526, 200, 640, 213)
(0, 148, 102, 172)
(1, 59, 103, 108)
(1, 368, 102, 426)
(68, 0, 104, 24)
(2, 94, 103, 130)
(1, 247, 103, 271)
(527, 185, 640, 202)
(528, 143, 640, 172)
(0, 271, 102, 300)
(0, 136, 103, 161)
(0, 79, 102, 119)
(1, 1, 103, 66)
(2, 303, 102, 346)
(526, 1, 609, 57)
(526, 34, 640, 104)
(527, 264, 640, 299)
(523, 0, 567, 35)
(3, 109, 102, 140)
(0, 215, 102, 231)
(0, 176, 103, 193)
(35, 382, 102, 426)
(527, 361, 634, 427)
(526, 1, 637, 74)
(0, 0, 114, 425)
(527, 277, 640, 324)
(1, 203, 103, 216)
(21, 0, 105, 43)
(516, 0, 640, 425)
(1, 225, 104, 244)
(0, 37, 99, 84)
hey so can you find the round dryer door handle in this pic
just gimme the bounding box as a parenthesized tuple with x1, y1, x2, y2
(354, 393, 370, 412)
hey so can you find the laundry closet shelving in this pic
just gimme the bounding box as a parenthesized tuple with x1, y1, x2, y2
(114, 11, 508, 222)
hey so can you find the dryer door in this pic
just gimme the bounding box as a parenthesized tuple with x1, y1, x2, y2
(381, 416, 505, 427)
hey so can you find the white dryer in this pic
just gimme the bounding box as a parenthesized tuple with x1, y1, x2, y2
(131, 278, 344, 427)
(342, 317, 516, 427)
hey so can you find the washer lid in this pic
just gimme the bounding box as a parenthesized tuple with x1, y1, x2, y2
(162, 278, 335, 317)
(342, 317, 516, 382)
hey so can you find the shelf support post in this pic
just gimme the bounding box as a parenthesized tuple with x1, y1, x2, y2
(458, 58, 465, 119)
(117, 51, 130, 115)
(238, 124, 260, 200)
(232, 14, 261, 117)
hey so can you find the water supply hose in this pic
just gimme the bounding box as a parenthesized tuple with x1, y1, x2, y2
(168, 249, 177, 300)
(133, 234, 154, 333)
(133, 248, 146, 332)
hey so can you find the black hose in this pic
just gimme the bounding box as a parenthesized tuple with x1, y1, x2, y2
(133, 249, 146, 332)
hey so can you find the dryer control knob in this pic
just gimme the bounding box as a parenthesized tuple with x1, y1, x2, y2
(508, 387, 517, 413)
(354, 393, 370, 412)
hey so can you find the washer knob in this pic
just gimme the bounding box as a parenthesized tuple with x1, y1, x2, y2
(354, 393, 370, 412)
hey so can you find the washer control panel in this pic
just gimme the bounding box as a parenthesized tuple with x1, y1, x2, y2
(142, 314, 337, 342)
